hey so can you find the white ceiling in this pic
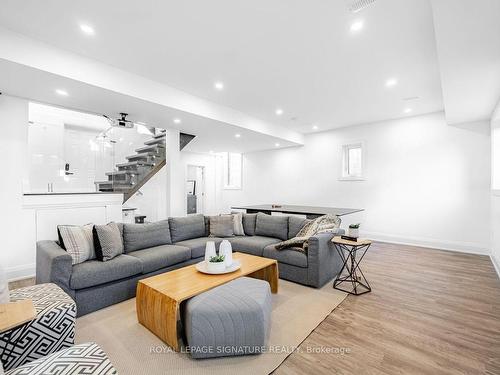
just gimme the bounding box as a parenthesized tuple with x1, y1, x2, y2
(0, 0, 445, 132)
(431, 0, 500, 125)
(0, 58, 293, 153)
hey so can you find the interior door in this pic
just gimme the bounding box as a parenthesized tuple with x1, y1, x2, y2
(62, 126, 100, 192)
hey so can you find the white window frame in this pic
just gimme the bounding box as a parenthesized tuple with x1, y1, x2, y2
(222, 152, 242, 190)
(339, 142, 365, 181)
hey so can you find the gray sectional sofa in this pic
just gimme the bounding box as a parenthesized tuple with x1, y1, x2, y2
(36, 213, 344, 316)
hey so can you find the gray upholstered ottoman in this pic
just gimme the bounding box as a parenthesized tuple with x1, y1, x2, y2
(183, 277, 272, 359)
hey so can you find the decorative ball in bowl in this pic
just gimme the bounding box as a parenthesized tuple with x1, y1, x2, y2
(207, 255, 226, 273)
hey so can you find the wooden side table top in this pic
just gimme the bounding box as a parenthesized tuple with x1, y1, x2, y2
(0, 300, 36, 333)
(332, 236, 372, 247)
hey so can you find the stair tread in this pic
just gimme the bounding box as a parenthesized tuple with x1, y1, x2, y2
(105, 170, 137, 176)
(136, 145, 164, 153)
(144, 138, 166, 146)
(95, 180, 134, 185)
(153, 133, 166, 139)
(116, 161, 154, 167)
(126, 152, 156, 159)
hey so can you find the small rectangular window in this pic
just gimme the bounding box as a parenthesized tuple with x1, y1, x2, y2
(341, 143, 364, 180)
(223, 152, 242, 189)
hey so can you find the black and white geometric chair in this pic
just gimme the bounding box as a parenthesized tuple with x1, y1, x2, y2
(4, 342, 117, 375)
(0, 283, 76, 371)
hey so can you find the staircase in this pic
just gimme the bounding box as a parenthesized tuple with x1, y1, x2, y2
(95, 131, 195, 203)
(95, 131, 166, 202)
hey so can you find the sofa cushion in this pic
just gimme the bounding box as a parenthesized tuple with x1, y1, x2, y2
(169, 214, 206, 243)
(123, 220, 171, 253)
(288, 216, 310, 239)
(228, 236, 280, 257)
(255, 213, 289, 241)
(127, 245, 191, 273)
(70, 254, 142, 289)
(263, 244, 308, 268)
(242, 213, 257, 236)
(174, 237, 224, 258)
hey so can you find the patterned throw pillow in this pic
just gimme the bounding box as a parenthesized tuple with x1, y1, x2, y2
(93, 222, 123, 261)
(57, 224, 95, 264)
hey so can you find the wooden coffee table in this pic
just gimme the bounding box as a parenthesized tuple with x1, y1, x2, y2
(136, 252, 278, 351)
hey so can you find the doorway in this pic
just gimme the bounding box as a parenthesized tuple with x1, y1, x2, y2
(186, 165, 205, 214)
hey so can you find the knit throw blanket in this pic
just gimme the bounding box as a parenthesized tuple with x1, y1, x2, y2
(275, 214, 341, 252)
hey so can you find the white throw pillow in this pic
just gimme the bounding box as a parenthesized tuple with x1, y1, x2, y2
(232, 212, 245, 236)
(0, 263, 10, 304)
(58, 224, 95, 265)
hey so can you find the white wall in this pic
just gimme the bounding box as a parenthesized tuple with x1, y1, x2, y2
(0, 95, 36, 280)
(221, 112, 491, 254)
(126, 166, 167, 222)
(490, 102, 500, 277)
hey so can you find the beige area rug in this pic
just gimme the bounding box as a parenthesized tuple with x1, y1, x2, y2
(76, 280, 347, 375)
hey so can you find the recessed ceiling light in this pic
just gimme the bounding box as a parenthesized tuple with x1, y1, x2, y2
(235, 134, 241, 138)
(79, 24, 95, 36)
(55, 89, 68, 96)
(275, 143, 280, 147)
(312, 125, 319, 130)
(404, 108, 412, 114)
(173, 118, 181, 124)
(214, 81, 224, 90)
(350, 20, 364, 32)
(385, 78, 398, 87)
(275, 108, 284, 116)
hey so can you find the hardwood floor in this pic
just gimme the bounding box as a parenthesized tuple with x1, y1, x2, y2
(275, 242, 500, 375)
(7, 243, 500, 374)
(8, 277, 35, 290)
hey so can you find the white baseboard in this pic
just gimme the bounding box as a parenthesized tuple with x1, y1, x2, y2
(6, 264, 35, 282)
(491, 255, 500, 280)
(361, 230, 490, 255)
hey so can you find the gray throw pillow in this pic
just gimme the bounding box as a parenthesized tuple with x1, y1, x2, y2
(93, 222, 123, 261)
(169, 214, 206, 242)
(242, 213, 257, 236)
(209, 216, 234, 237)
(123, 220, 171, 252)
(255, 213, 289, 241)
